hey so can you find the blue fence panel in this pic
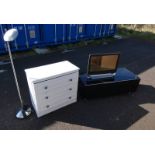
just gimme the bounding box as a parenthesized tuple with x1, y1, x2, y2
(67, 24, 79, 42)
(85, 24, 95, 39)
(56, 24, 66, 43)
(103, 24, 116, 37)
(40, 24, 66, 45)
(108, 24, 117, 36)
(6, 24, 41, 51)
(66, 24, 87, 41)
(86, 24, 103, 39)
(40, 24, 55, 44)
(77, 24, 86, 39)
(7, 24, 28, 51)
(101, 24, 109, 37)
(0, 24, 117, 55)
(86, 24, 116, 39)
(94, 24, 102, 38)
(100, 24, 106, 37)
(41, 24, 87, 44)
(26, 24, 41, 47)
(0, 24, 7, 54)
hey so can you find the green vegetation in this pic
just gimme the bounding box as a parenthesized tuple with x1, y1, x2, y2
(118, 24, 155, 41)
(48, 37, 116, 52)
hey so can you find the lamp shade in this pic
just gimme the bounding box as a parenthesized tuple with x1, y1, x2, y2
(3, 28, 18, 42)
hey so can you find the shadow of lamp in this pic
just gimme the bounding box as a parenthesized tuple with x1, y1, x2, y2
(3, 28, 31, 119)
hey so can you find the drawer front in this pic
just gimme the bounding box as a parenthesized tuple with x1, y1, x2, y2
(35, 81, 77, 96)
(36, 87, 77, 102)
(37, 92, 77, 111)
(36, 97, 77, 117)
(32, 71, 79, 112)
(35, 84, 78, 101)
(34, 72, 78, 92)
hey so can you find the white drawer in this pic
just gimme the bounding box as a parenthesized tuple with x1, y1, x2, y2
(35, 81, 77, 96)
(36, 97, 77, 117)
(35, 85, 78, 101)
(33, 72, 78, 92)
(36, 88, 77, 105)
(36, 92, 77, 111)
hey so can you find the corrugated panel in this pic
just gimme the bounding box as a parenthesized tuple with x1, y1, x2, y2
(55, 24, 67, 43)
(0, 24, 117, 54)
(40, 24, 66, 45)
(40, 24, 55, 44)
(6, 24, 41, 51)
(66, 24, 78, 42)
(26, 24, 41, 46)
(103, 24, 116, 37)
(85, 24, 103, 39)
(85, 24, 96, 39)
(0, 24, 7, 54)
(109, 24, 117, 36)
(7, 24, 28, 51)
(77, 24, 86, 39)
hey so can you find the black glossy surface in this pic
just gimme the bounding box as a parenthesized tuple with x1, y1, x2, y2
(80, 68, 139, 85)
(79, 68, 140, 98)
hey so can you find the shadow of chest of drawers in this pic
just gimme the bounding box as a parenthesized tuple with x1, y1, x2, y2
(25, 61, 79, 117)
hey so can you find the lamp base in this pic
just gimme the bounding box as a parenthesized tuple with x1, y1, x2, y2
(16, 106, 32, 119)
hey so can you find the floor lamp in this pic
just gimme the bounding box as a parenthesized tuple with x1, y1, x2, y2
(3, 28, 31, 119)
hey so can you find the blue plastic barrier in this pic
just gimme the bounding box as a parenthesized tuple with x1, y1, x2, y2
(0, 24, 7, 54)
(0, 24, 117, 54)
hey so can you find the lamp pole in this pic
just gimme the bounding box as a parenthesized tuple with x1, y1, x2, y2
(4, 28, 31, 119)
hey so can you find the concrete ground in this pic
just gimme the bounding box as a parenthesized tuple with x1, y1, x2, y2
(0, 38, 155, 130)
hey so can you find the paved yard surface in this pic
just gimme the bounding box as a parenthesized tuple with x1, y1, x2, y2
(0, 38, 155, 130)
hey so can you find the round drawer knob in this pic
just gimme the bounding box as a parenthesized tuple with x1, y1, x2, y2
(45, 96, 49, 99)
(69, 96, 72, 99)
(69, 88, 72, 91)
(69, 79, 72, 82)
(46, 105, 50, 108)
(44, 86, 48, 89)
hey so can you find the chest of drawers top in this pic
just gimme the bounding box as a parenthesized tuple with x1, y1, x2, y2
(25, 61, 79, 83)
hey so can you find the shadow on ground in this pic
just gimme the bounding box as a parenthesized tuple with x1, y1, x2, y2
(0, 37, 155, 129)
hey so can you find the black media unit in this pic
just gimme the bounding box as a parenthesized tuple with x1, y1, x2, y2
(79, 68, 140, 98)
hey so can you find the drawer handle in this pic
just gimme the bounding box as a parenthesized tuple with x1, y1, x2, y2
(69, 96, 72, 99)
(46, 105, 50, 108)
(69, 79, 73, 82)
(45, 96, 49, 99)
(69, 88, 72, 91)
(44, 86, 48, 90)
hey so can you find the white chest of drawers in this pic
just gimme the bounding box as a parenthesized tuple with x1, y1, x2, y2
(25, 61, 79, 117)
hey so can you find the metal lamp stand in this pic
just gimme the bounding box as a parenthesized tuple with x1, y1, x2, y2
(4, 30, 31, 119)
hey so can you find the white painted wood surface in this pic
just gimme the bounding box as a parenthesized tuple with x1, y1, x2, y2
(25, 61, 79, 117)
